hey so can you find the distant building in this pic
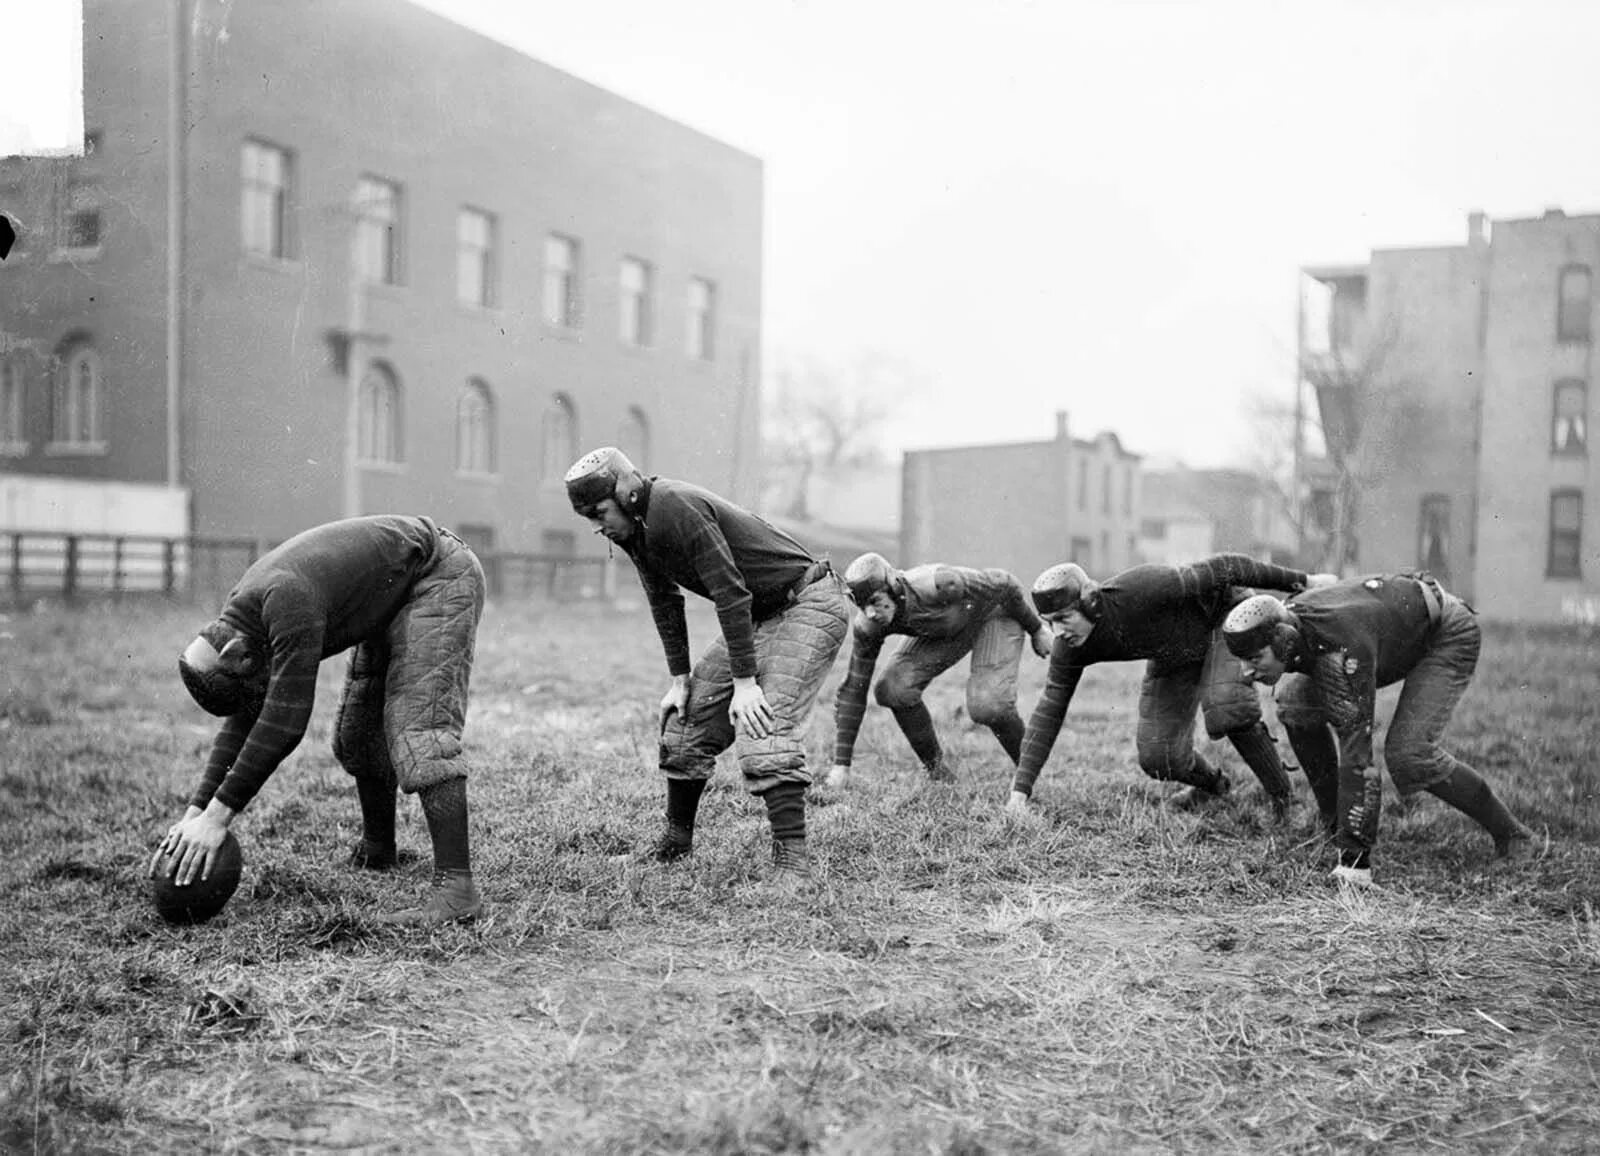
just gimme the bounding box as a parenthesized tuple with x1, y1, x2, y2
(1139, 465, 1295, 567)
(901, 412, 1141, 586)
(1298, 207, 1600, 623)
(0, 0, 763, 559)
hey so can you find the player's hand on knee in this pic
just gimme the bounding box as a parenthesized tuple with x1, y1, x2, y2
(730, 678, 773, 739)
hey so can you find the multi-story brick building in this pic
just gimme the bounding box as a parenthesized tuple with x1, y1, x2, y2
(900, 412, 1141, 588)
(0, 0, 763, 560)
(1298, 208, 1599, 623)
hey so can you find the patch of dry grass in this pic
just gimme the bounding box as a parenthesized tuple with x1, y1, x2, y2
(1, 599, 1597, 1153)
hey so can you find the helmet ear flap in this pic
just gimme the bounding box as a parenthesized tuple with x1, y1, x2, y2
(1269, 622, 1300, 663)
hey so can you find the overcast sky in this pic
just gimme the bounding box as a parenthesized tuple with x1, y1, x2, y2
(10, 1, 1600, 469)
(406, 0, 1600, 469)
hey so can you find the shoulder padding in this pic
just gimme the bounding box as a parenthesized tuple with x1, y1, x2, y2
(903, 564, 965, 604)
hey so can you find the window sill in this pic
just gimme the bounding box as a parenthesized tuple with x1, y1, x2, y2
(49, 247, 102, 264)
(0, 441, 28, 456)
(455, 300, 503, 318)
(357, 460, 406, 475)
(455, 469, 498, 482)
(44, 440, 108, 456)
(361, 280, 408, 299)
(541, 322, 583, 342)
(242, 252, 301, 273)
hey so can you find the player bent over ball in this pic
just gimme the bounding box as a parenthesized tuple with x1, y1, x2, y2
(1223, 574, 1534, 886)
(150, 515, 488, 925)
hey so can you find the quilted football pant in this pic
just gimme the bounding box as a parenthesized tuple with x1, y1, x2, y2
(660, 572, 851, 794)
(332, 532, 487, 794)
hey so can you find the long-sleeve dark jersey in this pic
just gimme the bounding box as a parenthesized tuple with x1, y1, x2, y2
(1012, 554, 1309, 794)
(1281, 574, 1438, 773)
(192, 515, 444, 813)
(832, 564, 1043, 765)
(620, 478, 817, 680)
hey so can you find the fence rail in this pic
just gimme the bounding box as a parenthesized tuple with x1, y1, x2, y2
(0, 531, 621, 606)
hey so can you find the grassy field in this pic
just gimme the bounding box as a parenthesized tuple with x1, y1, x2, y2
(2, 595, 1598, 1154)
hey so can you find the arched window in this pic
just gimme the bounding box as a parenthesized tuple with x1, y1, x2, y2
(456, 378, 495, 474)
(52, 342, 103, 447)
(617, 405, 650, 469)
(1558, 265, 1592, 343)
(358, 361, 402, 463)
(542, 392, 577, 479)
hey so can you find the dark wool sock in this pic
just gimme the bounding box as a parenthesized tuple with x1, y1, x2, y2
(666, 777, 708, 830)
(991, 710, 1025, 764)
(891, 702, 943, 768)
(418, 777, 471, 875)
(1426, 766, 1526, 844)
(1228, 723, 1292, 798)
(354, 771, 398, 849)
(762, 782, 807, 843)
(1286, 723, 1341, 826)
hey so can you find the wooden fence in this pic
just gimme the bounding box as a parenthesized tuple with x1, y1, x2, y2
(0, 531, 620, 606)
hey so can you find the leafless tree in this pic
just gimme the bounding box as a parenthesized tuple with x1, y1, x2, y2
(760, 352, 910, 520)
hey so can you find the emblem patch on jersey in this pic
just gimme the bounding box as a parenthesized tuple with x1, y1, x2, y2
(1363, 578, 1382, 591)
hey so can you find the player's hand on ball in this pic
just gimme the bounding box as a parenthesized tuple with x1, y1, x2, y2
(155, 813, 230, 886)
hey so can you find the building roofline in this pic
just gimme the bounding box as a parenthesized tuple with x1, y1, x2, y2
(399, 0, 763, 165)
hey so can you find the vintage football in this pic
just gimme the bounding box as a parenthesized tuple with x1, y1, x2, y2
(152, 830, 244, 925)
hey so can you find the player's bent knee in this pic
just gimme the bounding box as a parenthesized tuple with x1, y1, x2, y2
(873, 677, 921, 711)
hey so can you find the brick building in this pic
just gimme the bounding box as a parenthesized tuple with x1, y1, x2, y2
(901, 412, 1141, 588)
(1298, 208, 1600, 623)
(0, 0, 763, 560)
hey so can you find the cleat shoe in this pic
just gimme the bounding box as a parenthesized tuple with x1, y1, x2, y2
(652, 822, 694, 863)
(824, 765, 851, 790)
(377, 870, 482, 926)
(1165, 774, 1231, 812)
(771, 837, 812, 883)
(1266, 792, 1300, 824)
(924, 757, 955, 784)
(1494, 823, 1538, 861)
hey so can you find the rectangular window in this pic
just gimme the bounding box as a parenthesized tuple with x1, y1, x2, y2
(355, 176, 402, 285)
(543, 234, 579, 326)
(619, 256, 653, 346)
(686, 276, 716, 360)
(1101, 464, 1111, 514)
(62, 183, 100, 251)
(1076, 457, 1087, 511)
(456, 207, 495, 307)
(1418, 494, 1451, 580)
(1553, 379, 1587, 456)
(1141, 518, 1167, 540)
(1070, 536, 1091, 565)
(1549, 489, 1583, 579)
(1122, 467, 1132, 515)
(1558, 265, 1592, 344)
(0, 359, 23, 448)
(241, 139, 291, 259)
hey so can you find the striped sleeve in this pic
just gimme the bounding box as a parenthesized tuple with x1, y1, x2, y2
(211, 595, 326, 812)
(1010, 642, 1086, 796)
(832, 623, 886, 766)
(187, 712, 253, 811)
